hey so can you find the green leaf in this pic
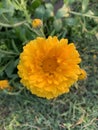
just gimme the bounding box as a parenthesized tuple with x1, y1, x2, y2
(64, 0, 75, 5)
(53, 19, 62, 32)
(31, 0, 42, 10)
(44, 3, 54, 19)
(94, 18, 98, 24)
(44, 9, 54, 19)
(45, 3, 54, 11)
(65, 18, 77, 26)
(82, 0, 89, 13)
(1, 0, 15, 16)
(56, 5, 70, 18)
(5, 59, 15, 78)
(34, 5, 45, 19)
(12, 40, 19, 54)
(0, 9, 13, 15)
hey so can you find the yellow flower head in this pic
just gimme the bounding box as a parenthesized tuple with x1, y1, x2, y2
(32, 19, 43, 28)
(78, 69, 87, 80)
(17, 36, 84, 99)
(0, 80, 11, 90)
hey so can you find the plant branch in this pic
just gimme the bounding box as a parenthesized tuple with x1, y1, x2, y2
(69, 11, 98, 19)
(0, 20, 27, 27)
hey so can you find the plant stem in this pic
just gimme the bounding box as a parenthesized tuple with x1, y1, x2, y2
(0, 20, 27, 27)
(69, 11, 98, 19)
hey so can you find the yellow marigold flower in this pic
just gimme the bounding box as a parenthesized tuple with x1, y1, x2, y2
(0, 80, 11, 90)
(17, 36, 84, 99)
(78, 69, 87, 80)
(32, 19, 43, 28)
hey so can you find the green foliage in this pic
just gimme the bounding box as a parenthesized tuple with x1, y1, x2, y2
(0, 0, 98, 129)
(82, 0, 89, 13)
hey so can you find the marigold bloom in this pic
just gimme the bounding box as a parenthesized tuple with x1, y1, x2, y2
(32, 19, 43, 28)
(17, 36, 86, 99)
(78, 69, 87, 80)
(0, 80, 11, 90)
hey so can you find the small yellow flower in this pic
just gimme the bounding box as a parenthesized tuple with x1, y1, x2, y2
(17, 36, 86, 99)
(32, 19, 43, 28)
(0, 80, 11, 90)
(78, 69, 87, 80)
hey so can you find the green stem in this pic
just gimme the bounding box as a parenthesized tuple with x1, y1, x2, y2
(32, 29, 45, 38)
(0, 20, 27, 27)
(69, 11, 98, 19)
(23, 9, 31, 23)
(39, 28, 46, 38)
(3, 87, 24, 95)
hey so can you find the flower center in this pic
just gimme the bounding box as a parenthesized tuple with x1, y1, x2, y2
(42, 57, 58, 74)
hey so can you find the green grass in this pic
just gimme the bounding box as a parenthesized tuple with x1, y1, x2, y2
(0, 36, 98, 130)
(0, 78, 98, 130)
(0, 0, 98, 130)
